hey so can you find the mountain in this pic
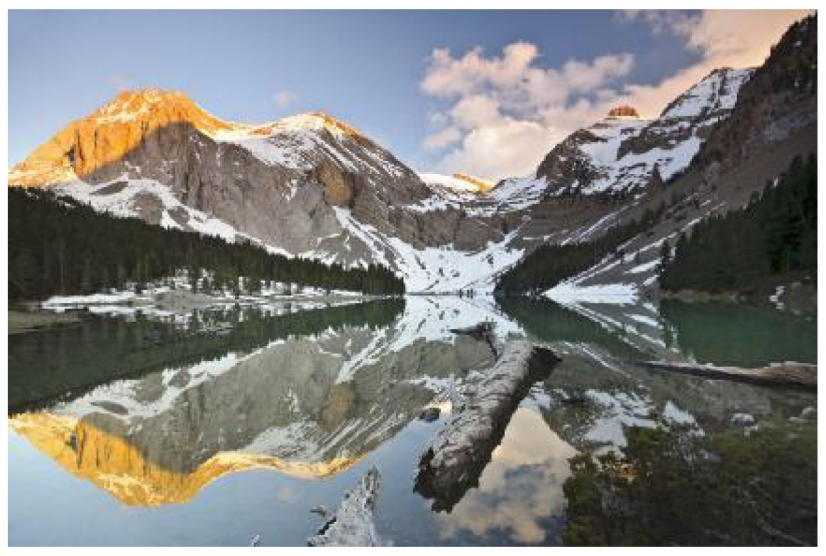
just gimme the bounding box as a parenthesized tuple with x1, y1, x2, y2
(10, 16, 812, 297)
(540, 14, 817, 301)
(534, 67, 754, 198)
(8, 90, 437, 255)
(9, 91, 519, 292)
(694, 16, 817, 174)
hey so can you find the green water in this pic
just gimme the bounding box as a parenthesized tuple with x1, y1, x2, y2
(659, 300, 817, 367)
(7, 297, 817, 546)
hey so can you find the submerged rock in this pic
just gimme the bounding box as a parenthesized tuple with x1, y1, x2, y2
(418, 407, 441, 422)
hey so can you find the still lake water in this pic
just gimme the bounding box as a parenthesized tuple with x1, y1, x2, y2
(8, 296, 817, 546)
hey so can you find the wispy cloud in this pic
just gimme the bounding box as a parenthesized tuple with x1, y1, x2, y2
(614, 9, 698, 36)
(274, 89, 299, 109)
(424, 126, 462, 150)
(421, 10, 811, 181)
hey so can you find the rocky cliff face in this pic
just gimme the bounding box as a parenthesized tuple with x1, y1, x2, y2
(9, 90, 236, 187)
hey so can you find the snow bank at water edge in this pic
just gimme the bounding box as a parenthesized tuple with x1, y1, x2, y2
(43, 291, 138, 308)
(545, 282, 639, 306)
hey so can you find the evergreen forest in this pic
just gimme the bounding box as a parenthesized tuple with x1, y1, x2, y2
(8, 188, 405, 300)
(660, 155, 816, 293)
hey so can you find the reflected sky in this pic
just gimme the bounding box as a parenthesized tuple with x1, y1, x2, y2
(436, 408, 576, 544)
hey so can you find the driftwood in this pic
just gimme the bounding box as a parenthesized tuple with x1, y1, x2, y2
(449, 321, 498, 358)
(642, 360, 816, 391)
(414, 340, 561, 512)
(308, 466, 382, 547)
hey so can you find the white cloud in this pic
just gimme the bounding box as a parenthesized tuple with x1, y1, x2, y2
(421, 46, 634, 180)
(451, 95, 502, 129)
(274, 89, 299, 108)
(421, 42, 542, 99)
(681, 10, 811, 67)
(437, 118, 556, 180)
(421, 10, 811, 181)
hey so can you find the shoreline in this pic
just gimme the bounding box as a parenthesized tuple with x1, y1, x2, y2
(660, 279, 817, 313)
(8, 309, 87, 335)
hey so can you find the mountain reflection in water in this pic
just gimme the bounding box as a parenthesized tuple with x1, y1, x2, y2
(10, 298, 499, 506)
(8, 295, 816, 546)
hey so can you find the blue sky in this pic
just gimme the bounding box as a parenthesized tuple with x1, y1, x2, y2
(8, 10, 805, 178)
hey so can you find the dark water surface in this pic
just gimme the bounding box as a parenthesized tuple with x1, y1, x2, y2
(7, 297, 816, 546)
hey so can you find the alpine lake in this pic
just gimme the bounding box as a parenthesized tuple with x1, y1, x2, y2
(7, 295, 817, 546)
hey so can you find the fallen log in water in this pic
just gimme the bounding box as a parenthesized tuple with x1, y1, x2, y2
(414, 340, 561, 512)
(308, 466, 382, 547)
(641, 360, 816, 391)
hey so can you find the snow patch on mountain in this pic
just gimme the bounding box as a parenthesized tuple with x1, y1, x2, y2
(330, 207, 523, 293)
(415, 172, 549, 216)
(660, 68, 753, 120)
(488, 174, 548, 211)
(208, 112, 408, 179)
(556, 113, 709, 194)
(419, 173, 488, 195)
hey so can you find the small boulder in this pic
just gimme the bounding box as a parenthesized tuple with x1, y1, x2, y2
(419, 407, 441, 422)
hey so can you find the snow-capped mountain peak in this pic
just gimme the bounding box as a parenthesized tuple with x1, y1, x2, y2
(535, 67, 753, 197)
(8, 88, 385, 189)
(245, 112, 367, 141)
(88, 90, 372, 143)
(89, 88, 245, 135)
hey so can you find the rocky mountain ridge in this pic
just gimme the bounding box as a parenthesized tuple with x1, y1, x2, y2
(10, 91, 519, 290)
(547, 14, 817, 300)
(534, 67, 754, 198)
